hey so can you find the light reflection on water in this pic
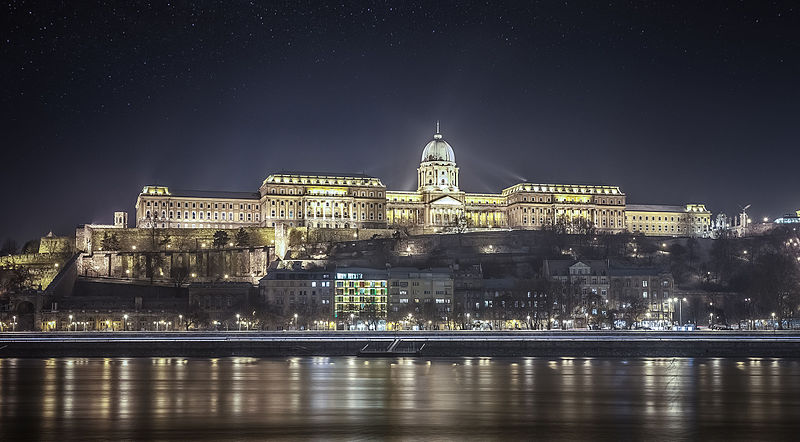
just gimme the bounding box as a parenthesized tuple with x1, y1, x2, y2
(1, 357, 799, 440)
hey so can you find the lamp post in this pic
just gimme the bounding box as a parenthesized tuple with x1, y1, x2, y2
(709, 312, 714, 328)
(350, 313, 354, 331)
(12, 316, 16, 332)
(772, 312, 776, 330)
(178, 314, 182, 331)
(466, 313, 470, 330)
(526, 315, 531, 330)
(743, 298, 752, 329)
(236, 313, 241, 331)
(671, 298, 685, 326)
(123, 314, 128, 331)
(294, 313, 298, 330)
(68, 314, 73, 331)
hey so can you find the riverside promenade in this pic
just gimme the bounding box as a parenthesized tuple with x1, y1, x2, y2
(2, 331, 800, 358)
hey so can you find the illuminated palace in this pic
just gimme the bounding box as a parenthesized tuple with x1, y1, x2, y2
(134, 125, 711, 237)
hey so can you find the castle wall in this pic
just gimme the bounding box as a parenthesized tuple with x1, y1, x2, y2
(77, 247, 274, 283)
(78, 225, 277, 254)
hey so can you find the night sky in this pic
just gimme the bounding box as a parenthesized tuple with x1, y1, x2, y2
(2, 1, 799, 243)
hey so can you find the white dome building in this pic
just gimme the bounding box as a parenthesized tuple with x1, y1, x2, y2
(421, 132, 456, 163)
(418, 123, 460, 192)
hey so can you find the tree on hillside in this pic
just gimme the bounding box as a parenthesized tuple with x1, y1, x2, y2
(100, 232, 121, 251)
(686, 237, 699, 268)
(668, 243, 692, 284)
(213, 230, 230, 249)
(21, 239, 40, 254)
(171, 264, 191, 294)
(0, 238, 18, 256)
(1, 260, 33, 293)
(234, 228, 250, 247)
(709, 235, 739, 284)
(603, 231, 633, 259)
(747, 252, 800, 328)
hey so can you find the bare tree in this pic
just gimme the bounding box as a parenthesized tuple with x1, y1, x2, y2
(234, 228, 250, 247)
(0, 238, 18, 256)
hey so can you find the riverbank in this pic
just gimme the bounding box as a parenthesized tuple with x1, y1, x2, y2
(2, 331, 800, 358)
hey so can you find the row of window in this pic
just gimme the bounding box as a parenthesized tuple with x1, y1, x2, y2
(269, 200, 383, 209)
(145, 210, 259, 222)
(145, 200, 255, 210)
(268, 188, 383, 197)
(631, 224, 683, 233)
(641, 290, 670, 298)
(629, 215, 685, 222)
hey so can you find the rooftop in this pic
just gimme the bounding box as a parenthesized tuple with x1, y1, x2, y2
(164, 189, 260, 200)
(626, 204, 710, 213)
(270, 171, 377, 179)
(502, 182, 624, 196)
(139, 186, 259, 200)
(264, 171, 384, 187)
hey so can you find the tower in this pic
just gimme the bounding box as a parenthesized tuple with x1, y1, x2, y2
(416, 122, 465, 227)
(114, 211, 128, 228)
(417, 122, 459, 192)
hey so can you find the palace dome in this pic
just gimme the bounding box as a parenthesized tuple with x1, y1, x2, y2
(421, 132, 456, 163)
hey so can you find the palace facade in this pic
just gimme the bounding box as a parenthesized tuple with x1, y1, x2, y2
(133, 126, 711, 237)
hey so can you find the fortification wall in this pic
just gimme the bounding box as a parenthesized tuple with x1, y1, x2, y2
(77, 247, 274, 282)
(0, 253, 70, 290)
(79, 226, 277, 253)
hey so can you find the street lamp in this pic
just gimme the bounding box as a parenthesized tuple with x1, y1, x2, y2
(293, 313, 298, 330)
(526, 315, 531, 330)
(236, 313, 241, 331)
(671, 297, 686, 326)
(350, 313, 355, 330)
(709, 312, 714, 327)
(772, 312, 776, 330)
(178, 314, 182, 330)
(69, 314, 73, 331)
(123, 314, 128, 331)
(12, 315, 16, 332)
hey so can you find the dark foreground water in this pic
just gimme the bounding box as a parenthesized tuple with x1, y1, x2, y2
(1, 357, 799, 440)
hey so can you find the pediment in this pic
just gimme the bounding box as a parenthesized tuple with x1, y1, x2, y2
(430, 195, 463, 206)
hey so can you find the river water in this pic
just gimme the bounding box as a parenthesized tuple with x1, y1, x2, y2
(1, 357, 799, 440)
